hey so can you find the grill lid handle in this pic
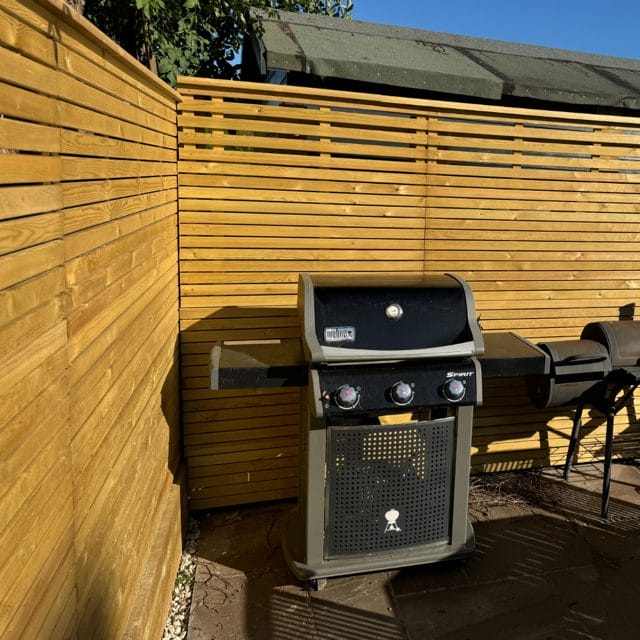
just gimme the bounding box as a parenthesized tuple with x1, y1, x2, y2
(561, 354, 609, 365)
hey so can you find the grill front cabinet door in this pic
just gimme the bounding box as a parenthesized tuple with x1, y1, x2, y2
(282, 399, 476, 582)
(326, 419, 454, 557)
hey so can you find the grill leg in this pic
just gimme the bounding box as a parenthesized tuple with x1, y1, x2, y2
(601, 411, 615, 519)
(563, 404, 584, 481)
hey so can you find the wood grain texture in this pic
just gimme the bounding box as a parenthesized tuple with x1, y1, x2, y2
(0, 2, 180, 638)
(177, 76, 640, 510)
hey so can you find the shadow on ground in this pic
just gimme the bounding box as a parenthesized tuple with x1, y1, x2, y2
(187, 461, 640, 640)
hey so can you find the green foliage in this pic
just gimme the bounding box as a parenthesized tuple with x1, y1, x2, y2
(83, 0, 353, 86)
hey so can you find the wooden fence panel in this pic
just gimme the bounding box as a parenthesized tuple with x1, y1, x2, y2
(0, 1, 181, 638)
(0, 3, 74, 634)
(423, 105, 640, 471)
(178, 77, 429, 509)
(177, 77, 640, 509)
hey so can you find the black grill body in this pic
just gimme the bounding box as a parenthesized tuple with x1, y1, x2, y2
(283, 273, 484, 582)
(530, 321, 640, 410)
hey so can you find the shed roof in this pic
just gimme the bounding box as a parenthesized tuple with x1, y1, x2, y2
(245, 11, 640, 111)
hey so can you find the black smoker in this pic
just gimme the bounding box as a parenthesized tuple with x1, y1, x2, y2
(529, 321, 640, 517)
(282, 273, 485, 586)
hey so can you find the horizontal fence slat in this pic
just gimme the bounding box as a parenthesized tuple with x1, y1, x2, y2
(1, 2, 180, 638)
(177, 76, 640, 511)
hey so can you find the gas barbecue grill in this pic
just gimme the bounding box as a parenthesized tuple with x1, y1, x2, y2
(210, 273, 547, 586)
(529, 321, 640, 518)
(281, 273, 485, 584)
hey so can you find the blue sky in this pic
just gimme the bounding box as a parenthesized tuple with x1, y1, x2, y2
(351, 0, 640, 60)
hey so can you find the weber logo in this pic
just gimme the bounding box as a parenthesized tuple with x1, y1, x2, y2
(383, 508, 401, 533)
(324, 326, 356, 343)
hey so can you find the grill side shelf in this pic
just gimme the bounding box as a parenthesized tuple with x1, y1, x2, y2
(210, 332, 548, 391)
(478, 332, 550, 378)
(210, 339, 306, 390)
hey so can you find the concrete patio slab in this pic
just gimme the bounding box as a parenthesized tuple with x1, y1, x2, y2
(186, 461, 640, 640)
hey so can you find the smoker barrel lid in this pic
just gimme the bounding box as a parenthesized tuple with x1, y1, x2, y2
(581, 321, 640, 367)
(538, 338, 611, 377)
(298, 272, 484, 364)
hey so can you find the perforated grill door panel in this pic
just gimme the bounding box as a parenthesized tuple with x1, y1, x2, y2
(325, 419, 454, 558)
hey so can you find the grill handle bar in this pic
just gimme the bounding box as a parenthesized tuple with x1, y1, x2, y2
(560, 354, 608, 365)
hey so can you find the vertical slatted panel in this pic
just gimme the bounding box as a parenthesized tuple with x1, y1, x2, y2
(0, 1, 181, 638)
(177, 77, 428, 509)
(177, 78, 640, 509)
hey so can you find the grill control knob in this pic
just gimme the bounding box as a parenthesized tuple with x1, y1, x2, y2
(443, 378, 465, 402)
(390, 382, 414, 406)
(335, 385, 360, 410)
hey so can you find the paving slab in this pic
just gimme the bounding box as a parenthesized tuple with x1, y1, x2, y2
(186, 462, 640, 640)
(393, 576, 567, 640)
(305, 570, 399, 619)
(543, 565, 610, 640)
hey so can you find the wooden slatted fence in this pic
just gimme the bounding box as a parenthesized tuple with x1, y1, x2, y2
(1, 1, 181, 638)
(177, 77, 640, 510)
(4, 6, 640, 630)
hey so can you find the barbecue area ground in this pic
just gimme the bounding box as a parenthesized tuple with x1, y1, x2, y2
(185, 461, 640, 640)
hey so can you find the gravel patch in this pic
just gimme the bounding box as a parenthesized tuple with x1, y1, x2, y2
(162, 517, 200, 640)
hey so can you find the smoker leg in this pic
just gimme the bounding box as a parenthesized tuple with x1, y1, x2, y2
(601, 411, 615, 519)
(563, 404, 584, 481)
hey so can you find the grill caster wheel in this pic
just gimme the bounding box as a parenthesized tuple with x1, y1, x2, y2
(307, 578, 327, 591)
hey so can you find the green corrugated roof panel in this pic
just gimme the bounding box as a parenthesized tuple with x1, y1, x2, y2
(249, 11, 640, 109)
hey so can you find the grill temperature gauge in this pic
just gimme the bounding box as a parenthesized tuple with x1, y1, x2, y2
(385, 303, 403, 320)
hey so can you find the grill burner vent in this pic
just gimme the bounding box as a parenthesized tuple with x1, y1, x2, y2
(326, 419, 454, 557)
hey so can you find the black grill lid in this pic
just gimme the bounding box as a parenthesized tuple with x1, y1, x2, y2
(581, 321, 640, 367)
(298, 273, 484, 363)
(539, 339, 611, 378)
